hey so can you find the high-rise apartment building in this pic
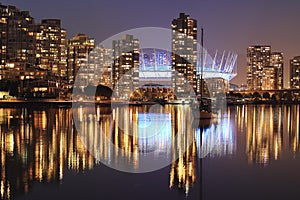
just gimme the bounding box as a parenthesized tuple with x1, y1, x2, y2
(67, 33, 95, 85)
(36, 19, 67, 78)
(89, 45, 112, 87)
(171, 13, 198, 95)
(247, 46, 284, 91)
(112, 34, 139, 98)
(0, 4, 69, 97)
(60, 29, 67, 79)
(0, 4, 36, 67)
(247, 45, 271, 91)
(290, 56, 300, 89)
(271, 52, 284, 89)
(262, 66, 276, 90)
(0, 4, 39, 94)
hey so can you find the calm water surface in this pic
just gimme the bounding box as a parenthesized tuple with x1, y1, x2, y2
(0, 104, 299, 200)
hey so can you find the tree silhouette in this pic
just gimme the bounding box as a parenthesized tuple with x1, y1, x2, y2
(271, 94, 277, 101)
(263, 92, 270, 99)
(253, 92, 261, 99)
(6, 81, 19, 97)
(283, 92, 293, 102)
(95, 85, 113, 99)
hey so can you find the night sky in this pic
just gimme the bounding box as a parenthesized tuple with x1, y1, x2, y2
(6, 0, 300, 86)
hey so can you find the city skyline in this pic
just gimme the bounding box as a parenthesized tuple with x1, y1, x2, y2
(0, 3, 238, 100)
(5, 0, 300, 87)
(0, 1, 300, 199)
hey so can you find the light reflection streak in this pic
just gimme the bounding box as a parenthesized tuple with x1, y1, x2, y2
(244, 105, 300, 165)
(0, 104, 299, 199)
(0, 108, 94, 200)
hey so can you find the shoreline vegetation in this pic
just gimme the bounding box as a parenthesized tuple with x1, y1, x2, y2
(226, 91, 300, 105)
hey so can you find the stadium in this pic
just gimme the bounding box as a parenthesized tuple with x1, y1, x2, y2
(139, 48, 237, 85)
(135, 48, 237, 100)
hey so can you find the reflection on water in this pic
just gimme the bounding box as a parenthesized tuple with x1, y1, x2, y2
(0, 104, 299, 199)
(0, 108, 94, 200)
(246, 105, 283, 165)
(245, 105, 300, 165)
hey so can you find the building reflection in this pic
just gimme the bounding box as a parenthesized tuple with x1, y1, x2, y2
(245, 105, 300, 165)
(169, 107, 236, 196)
(3, 104, 298, 198)
(197, 108, 236, 158)
(169, 106, 197, 196)
(0, 105, 238, 199)
(0, 107, 94, 200)
(169, 138, 197, 196)
(73, 105, 196, 172)
(245, 105, 283, 165)
(286, 105, 300, 154)
(72, 105, 237, 196)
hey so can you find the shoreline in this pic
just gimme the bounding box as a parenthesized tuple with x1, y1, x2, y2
(227, 100, 300, 106)
(0, 99, 299, 108)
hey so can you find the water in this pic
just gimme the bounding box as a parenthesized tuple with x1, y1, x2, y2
(0, 104, 299, 200)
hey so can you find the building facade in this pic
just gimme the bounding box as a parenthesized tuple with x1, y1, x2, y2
(36, 19, 67, 78)
(247, 45, 271, 91)
(89, 45, 112, 88)
(247, 46, 283, 91)
(171, 13, 198, 96)
(262, 66, 276, 90)
(290, 56, 300, 89)
(112, 34, 139, 99)
(271, 52, 284, 89)
(67, 33, 95, 85)
(0, 4, 69, 98)
(0, 4, 36, 68)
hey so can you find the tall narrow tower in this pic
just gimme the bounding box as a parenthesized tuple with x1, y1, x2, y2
(67, 33, 95, 85)
(271, 52, 284, 89)
(112, 34, 139, 99)
(290, 56, 300, 89)
(172, 13, 198, 96)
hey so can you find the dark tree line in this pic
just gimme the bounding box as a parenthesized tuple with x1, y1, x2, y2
(0, 80, 19, 97)
(83, 84, 113, 99)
